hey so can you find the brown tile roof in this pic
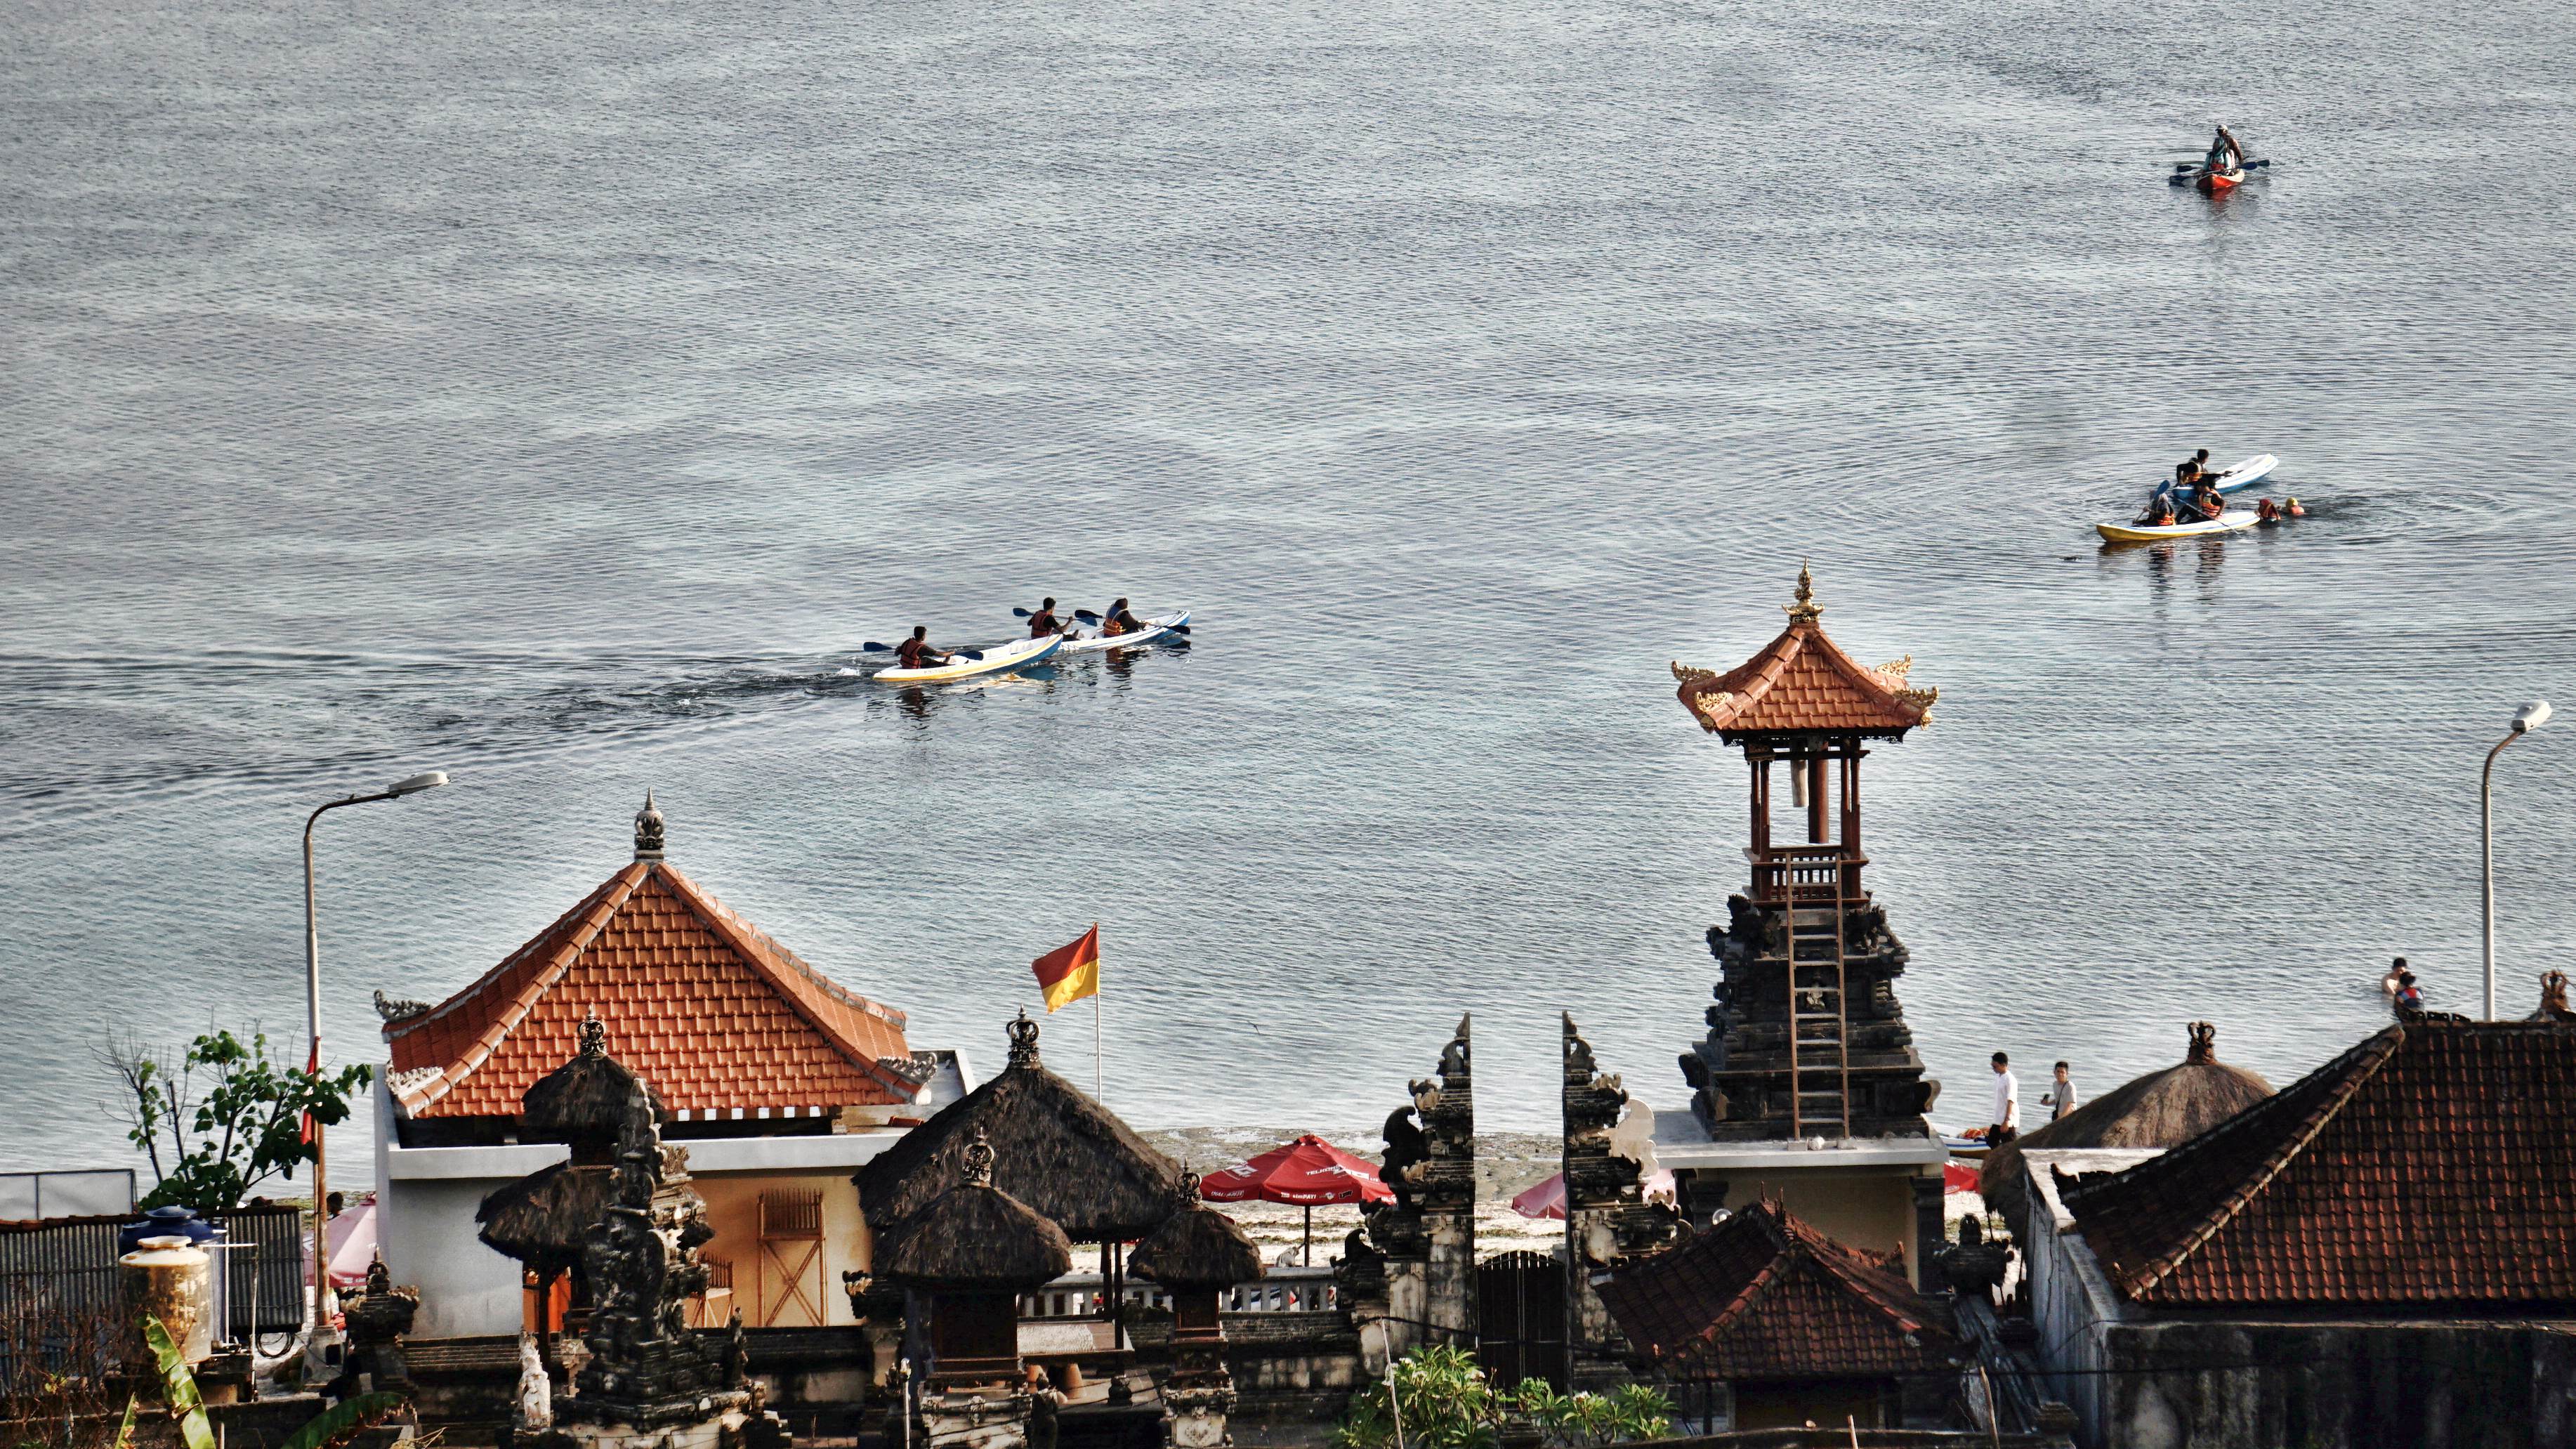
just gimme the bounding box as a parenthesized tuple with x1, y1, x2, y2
(2062, 1019, 2576, 1309)
(1671, 568, 1935, 739)
(1596, 1201, 1955, 1379)
(384, 859, 914, 1120)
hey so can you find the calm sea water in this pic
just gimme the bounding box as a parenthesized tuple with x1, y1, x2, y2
(5, 0, 2574, 1186)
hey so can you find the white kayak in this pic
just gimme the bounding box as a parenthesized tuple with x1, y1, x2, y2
(1054, 611, 1189, 654)
(874, 633, 1063, 683)
(2096, 510, 2261, 544)
(2204, 453, 2278, 495)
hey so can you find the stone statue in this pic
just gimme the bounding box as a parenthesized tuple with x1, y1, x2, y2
(1378, 1105, 1428, 1212)
(515, 1331, 553, 1436)
(323, 1255, 419, 1402)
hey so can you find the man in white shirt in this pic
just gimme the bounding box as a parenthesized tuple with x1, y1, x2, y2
(1987, 1051, 2019, 1145)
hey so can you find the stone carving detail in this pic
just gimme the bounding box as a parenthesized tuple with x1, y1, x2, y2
(2186, 1021, 2218, 1065)
(1678, 893, 1933, 1142)
(633, 791, 666, 860)
(1563, 1016, 1681, 1270)
(1362, 1018, 1476, 1351)
(323, 1254, 419, 1402)
(1006, 1008, 1041, 1070)
(373, 988, 432, 1022)
(515, 1331, 553, 1436)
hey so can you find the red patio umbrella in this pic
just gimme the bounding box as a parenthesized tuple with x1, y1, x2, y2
(1198, 1134, 1393, 1264)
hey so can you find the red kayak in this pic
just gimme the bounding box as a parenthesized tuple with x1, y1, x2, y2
(2197, 164, 2245, 194)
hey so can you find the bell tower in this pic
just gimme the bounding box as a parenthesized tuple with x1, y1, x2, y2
(1671, 566, 1942, 1142)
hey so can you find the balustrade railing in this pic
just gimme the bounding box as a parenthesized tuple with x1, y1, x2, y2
(1017, 1264, 1338, 1318)
(1751, 844, 1865, 903)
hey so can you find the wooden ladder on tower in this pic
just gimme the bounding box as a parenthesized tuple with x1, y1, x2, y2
(1785, 882, 1853, 1139)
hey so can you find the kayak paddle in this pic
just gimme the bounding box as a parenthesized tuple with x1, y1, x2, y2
(862, 642, 985, 660)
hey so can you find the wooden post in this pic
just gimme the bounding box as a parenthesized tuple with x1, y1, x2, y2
(1806, 755, 1828, 844)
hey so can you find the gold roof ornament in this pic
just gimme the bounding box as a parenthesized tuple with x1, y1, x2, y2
(1782, 561, 1823, 624)
(1670, 661, 1716, 687)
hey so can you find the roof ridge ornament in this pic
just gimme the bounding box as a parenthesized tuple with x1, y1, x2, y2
(1783, 560, 1822, 624)
(634, 790, 666, 862)
(961, 1126, 996, 1187)
(2186, 1021, 2216, 1065)
(579, 1008, 607, 1058)
(1006, 1007, 1041, 1070)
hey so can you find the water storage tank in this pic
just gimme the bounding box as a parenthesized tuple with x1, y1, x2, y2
(121, 1233, 215, 1367)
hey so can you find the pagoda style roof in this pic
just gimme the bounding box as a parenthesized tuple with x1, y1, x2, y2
(2061, 1018, 2576, 1309)
(1130, 1177, 1265, 1290)
(872, 1131, 1075, 1292)
(857, 1011, 1184, 1243)
(1671, 567, 1936, 740)
(1596, 1200, 1955, 1380)
(476, 1160, 613, 1276)
(1980, 1023, 2273, 1238)
(383, 799, 916, 1120)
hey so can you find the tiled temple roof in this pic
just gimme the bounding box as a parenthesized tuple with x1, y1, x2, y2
(1671, 566, 1935, 739)
(2061, 1019, 2576, 1308)
(384, 841, 915, 1120)
(1596, 1201, 1954, 1379)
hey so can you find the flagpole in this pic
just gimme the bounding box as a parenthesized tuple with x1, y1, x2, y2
(1094, 990, 1103, 1100)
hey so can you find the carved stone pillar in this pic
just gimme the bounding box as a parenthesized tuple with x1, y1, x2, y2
(1910, 1172, 1947, 1287)
(1417, 1017, 1476, 1348)
(1361, 1018, 1474, 1358)
(1562, 1016, 1681, 1389)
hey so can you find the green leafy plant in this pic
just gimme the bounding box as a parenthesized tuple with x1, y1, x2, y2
(102, 1030, 373, 1212)
(142, 1318, 213, 1449)
(1333, 1345, 1673, 1449)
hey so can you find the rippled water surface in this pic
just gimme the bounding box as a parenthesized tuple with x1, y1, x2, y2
(6, 0, 2575, 1179)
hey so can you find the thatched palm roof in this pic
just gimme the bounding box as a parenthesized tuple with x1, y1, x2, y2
(476, 1161, 615, 1274)
(521, 1014, 665, 1146)
(1981, 1022, 2273, 1238)
(1130, 1182, 1263, 1290)
(873, 1132, 1075, 1290)
(856, 1011, 1183, 1242)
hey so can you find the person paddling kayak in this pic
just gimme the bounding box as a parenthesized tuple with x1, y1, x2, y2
(2209, 126, 2246, 171)
(895, 627, 952, 670)
(1099, 598, 1148, 637)
(1026, 598, 1067, 637)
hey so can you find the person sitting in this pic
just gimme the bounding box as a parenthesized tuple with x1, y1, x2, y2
(1100, 598, 1146, 637)
(2138, 478, 2181, 526)
(2188, 476, 2228, 521)
(894, 626, 950, 670)
(1027, 597, 1066, 637)
(2183, 447, 2213, 485)
(2207, 125, 2245, 173)
(2392, 969, 2425, 1018)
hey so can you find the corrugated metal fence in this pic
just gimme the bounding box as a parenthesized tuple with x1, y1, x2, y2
(0, 1205, 306, 1389)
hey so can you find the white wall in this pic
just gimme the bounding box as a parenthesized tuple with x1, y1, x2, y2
(2019, 1147, 2159, 1449)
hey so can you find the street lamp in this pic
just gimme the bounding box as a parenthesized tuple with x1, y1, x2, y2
(303, 770, 448, 1357)
(2481, 703, 2550, 1019)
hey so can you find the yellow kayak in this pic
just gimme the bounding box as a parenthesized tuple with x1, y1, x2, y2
(2096, 510, 2260, 544)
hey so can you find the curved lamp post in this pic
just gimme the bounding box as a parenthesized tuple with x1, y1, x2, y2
(2482, 704, 2549, 1019)
(304, 771, 448, 1353)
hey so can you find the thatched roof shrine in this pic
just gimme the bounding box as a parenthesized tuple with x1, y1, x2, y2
(522, 1013, 665, 1149)
(874, 1130, 1075, 1291)
(477, 1160, 615, 1274)
(1980, 1022, 2273, 1238)
(1129, 1176, 1264, 1290)
(856, 1010, 1183, 1242)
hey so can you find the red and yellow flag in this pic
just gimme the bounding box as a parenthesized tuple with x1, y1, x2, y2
(1032, 924, 1100, 1013)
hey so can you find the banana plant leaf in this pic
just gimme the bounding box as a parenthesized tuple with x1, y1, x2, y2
(282, 1391, 409, 1449)
(114, 1395, 140, 1449)
(141, 1318, 215, 1449)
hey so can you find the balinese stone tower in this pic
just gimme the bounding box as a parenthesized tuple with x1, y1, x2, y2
(1671, 568, 1941, 1143)
(1357, 1016, 1476, 1360)
(1560, 1015, 1681, 1387)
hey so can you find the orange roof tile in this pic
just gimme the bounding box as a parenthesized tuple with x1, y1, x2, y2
(1671, 567, 1936, 739)
(384, 859, 914, 1120)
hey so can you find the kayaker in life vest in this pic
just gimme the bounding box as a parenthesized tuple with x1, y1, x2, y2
(2139, 476, 2181, 526)
(1027, 598, 1066, 637)
(1100, 598, 1145, 637)
(2188, 476, 2228, 522)
(2207, 126, 2245, 173)
(895, 627, 951, 670)
(2179, 448, 2212, 485)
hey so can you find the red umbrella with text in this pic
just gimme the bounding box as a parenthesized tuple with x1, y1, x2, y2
(1197, 1134, 1395, 1265)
